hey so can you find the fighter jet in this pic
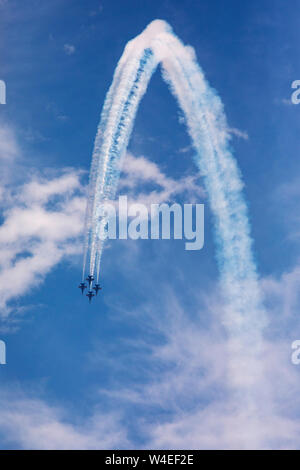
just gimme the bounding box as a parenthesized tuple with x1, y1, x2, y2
(93, 284, 102, 296)
(78, 282, 87, 295)
(86, 275, 94, 290)
(86, 290, 95, 303)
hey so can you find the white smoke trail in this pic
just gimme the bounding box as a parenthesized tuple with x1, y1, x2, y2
(88, 49, 159, 277)
(83, 21, 267, 411)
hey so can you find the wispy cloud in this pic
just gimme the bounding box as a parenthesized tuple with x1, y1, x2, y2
(0, 125, 19, 161)
(227, 127, 249, 140)
(279, 98, 293, 106)
(63, 44, 76, 55)
(0, 170, 85, 316)
(119, 153, 205, 206)
(1, 281, 298, 449)
(177, 145, 193, 154)
(0, 390, 128, 450)
(102, 285, 300, 449)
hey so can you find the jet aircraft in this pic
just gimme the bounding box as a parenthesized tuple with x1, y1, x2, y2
(86, 275, 94, 290)
(93, 284, 102, 296)
(86, 290, 95, 303)
(78, 282, 87, 294)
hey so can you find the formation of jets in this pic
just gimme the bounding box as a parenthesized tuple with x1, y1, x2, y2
(78, 275, 102, 303)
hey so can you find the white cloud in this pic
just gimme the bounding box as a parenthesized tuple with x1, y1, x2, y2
(227, 127, 249, 140)
(21, 172, 84, 205)
(0, 146, 204, 317)
(144, 330, 300, 449)
(0, 169, 85, 316)
(89, 279, 300, 450)
(0, 125, 298, 449)
(145, 399, 300, 450)
(262, 265, 300, 319)
(119, 153, 205, 206)
(0, 278, 300, 449)
(177, 145, 192, 154)
(0, 125, 19, 161)
(0, 392, 128, 450)
(63, 44, 76, 55)
(281, 98, 293, 106)
(57, 114, 68, 122)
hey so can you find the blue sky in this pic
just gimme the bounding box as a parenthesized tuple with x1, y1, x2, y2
(0, 0, 300, 449)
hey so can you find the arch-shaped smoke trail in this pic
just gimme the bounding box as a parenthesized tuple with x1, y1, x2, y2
(83, 20, 267, 372)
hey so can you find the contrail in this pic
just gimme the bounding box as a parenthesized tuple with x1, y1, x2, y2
(83, 20, 267, 400)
